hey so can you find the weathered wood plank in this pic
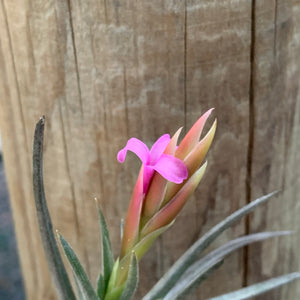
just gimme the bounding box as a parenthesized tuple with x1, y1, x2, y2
(64, 1, 187, 297)
(0, 1, 299, 300)
(247, 0, 300, 299)
(177, 1, 251, 298)
(0, 2, 56, 299)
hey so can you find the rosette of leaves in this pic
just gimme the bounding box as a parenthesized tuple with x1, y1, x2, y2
(33, 117, 300, 300)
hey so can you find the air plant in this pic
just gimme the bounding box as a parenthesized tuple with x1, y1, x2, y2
(32, 110, 300, 300)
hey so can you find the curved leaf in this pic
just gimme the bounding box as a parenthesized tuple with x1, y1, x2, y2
(73, 271, 85, 300)
(208, 272, 300, 300)
(96, 203, 114, 296)
(33, 117, 76, 300)
(163, 231, 291, 300)
(119, 253, 139, 300)
(58, 233, 99, 300)
(142, 191, 280, 300)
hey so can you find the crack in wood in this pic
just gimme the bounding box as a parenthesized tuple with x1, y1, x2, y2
(123, 66, 130, 140)
(273, 0, 278, 57)
(243, 0, 257, 288)
(67, 0, 84, 118)
(58, 99, 91, 277)
(183, 0, 187, 132)
(103, 0, 108, 24)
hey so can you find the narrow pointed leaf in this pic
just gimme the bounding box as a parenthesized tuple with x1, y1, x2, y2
(179, 260, 224, 299)
(58, 233, 99, 300)
(32, 117, 76, 300)
(97, 274, 105, 300)
(163, 231, 291, 300)
(73, 271, 86, 300)
(104, 259, 124, 300)
(96, 203, 114, 295)
(208, 272, 300, 300)
(103, 286, 124, 300)
(142, 191, 280, 300)
(106, 259, 120, 295)
(119, 253, 139, 300)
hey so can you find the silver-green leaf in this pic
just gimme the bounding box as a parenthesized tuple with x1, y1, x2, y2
(97, 274, 105, 300)
(73, 271, 85, 300)
(58, 233, 99, 300)
(163, 231, 291, 300)
(208, 272, 300, 300)
(119, 252, 139, 300)
(97, 204, 115, 296)
(33, 117, 76, 300)
(143, 191, 280, 300)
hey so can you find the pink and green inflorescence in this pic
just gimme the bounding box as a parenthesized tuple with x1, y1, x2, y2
(112, 109, 217, 287)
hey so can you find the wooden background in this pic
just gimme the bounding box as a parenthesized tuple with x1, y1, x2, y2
(0, 0, 299, 299)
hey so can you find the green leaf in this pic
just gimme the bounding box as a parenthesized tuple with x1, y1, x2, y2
(119, 252, 139, 300)
(96, 204, 115, 295)
(208, 272, 300, 300)
(104, 259, 124, 300)
(106, 258, 120, 295)
(97, 274, 105, 300)
(179, 260, 224, 299)
(32, 117, 76, 300)
(142, 191, 280, 300)
(58, 233, 99, 300)
(163, 231, 291, 300)
(103, 286, 124, 300)
(73, 271, 85, 300)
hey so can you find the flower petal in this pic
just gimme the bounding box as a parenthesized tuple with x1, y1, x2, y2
(143, 165, 155, 193)
(149, 134, 170, 164)
(152, 154, 188, 184)
(141, 130, 183, 219)
(117, 138, 150, 164)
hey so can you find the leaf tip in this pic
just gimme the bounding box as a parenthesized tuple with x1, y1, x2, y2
(36, 115, 45, 127)
(94, 197, 99, 207)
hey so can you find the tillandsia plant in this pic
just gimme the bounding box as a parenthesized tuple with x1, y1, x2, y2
(32, 110, 300, 300)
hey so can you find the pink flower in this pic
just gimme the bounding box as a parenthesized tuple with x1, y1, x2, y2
(117, 134, 188, 193)
(116, 109, 216, 283)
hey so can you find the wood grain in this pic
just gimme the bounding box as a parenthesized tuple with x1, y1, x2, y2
(246, 0, 300, 299)
(0, 1, 299, 299)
